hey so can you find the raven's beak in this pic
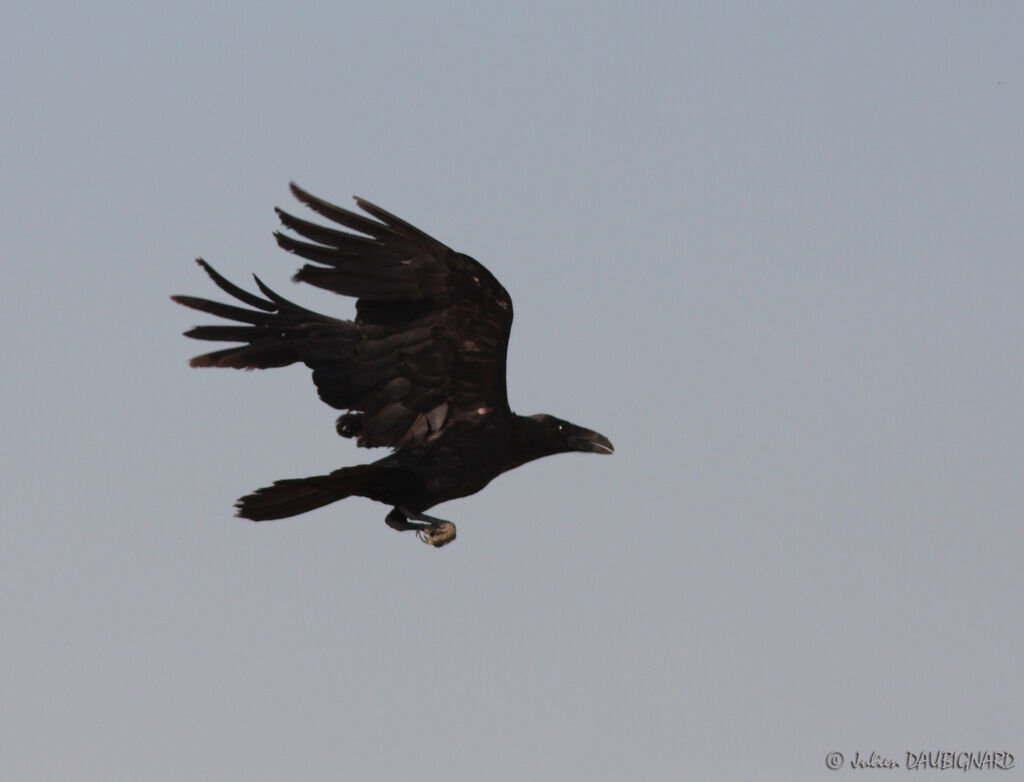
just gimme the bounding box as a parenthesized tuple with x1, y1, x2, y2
(570, 430, 614, 455)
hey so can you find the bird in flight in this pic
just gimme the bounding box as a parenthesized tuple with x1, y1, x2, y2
(172, 184, 613, 547)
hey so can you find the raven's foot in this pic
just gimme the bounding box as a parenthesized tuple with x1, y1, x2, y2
(416, 521, 456, 547)
(385, 507, 457, 548)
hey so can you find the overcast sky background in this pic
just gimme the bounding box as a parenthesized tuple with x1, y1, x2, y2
(2, 2, 1022, 780)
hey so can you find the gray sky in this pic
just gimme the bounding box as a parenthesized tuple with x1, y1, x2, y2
(3, 2, 1022, 780)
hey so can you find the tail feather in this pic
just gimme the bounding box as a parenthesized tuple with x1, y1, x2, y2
(235, 464, 390, 521)
(237, 479, 346, 521)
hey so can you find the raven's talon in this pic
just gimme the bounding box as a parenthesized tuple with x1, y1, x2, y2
(417, 522, 456, 548)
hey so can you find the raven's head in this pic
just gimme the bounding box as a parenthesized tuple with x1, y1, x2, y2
(526, 414, 614, 456)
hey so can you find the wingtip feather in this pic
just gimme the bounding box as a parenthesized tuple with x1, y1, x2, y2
(289, 181, 314, 206)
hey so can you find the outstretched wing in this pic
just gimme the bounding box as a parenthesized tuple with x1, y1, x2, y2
(172, 184, 513, 449)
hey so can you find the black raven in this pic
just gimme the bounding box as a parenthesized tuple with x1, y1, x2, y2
(172, 184, 613, 546)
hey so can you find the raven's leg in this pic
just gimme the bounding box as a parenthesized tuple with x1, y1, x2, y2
(384, 507, 422, 532)
(385, 507, 457, 547)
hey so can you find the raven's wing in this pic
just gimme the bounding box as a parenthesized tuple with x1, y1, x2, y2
(172, 184, 513, 449)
